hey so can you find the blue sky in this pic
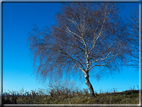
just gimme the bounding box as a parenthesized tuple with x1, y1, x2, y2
(2, 2, 140, 95)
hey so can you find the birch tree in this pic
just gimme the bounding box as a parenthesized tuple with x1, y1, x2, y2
(27, 3, 132, 97)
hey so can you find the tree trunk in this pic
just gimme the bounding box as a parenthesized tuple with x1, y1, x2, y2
(84, 72, 95, 97)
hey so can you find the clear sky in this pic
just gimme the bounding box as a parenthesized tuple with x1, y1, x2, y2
(2, 2, 140, 95)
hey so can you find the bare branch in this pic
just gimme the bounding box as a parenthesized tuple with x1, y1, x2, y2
(66, 27, 84, 44)
(89, 4, 114, 55)
(59, 49, 85, 72)
(89, 53, 118, 71)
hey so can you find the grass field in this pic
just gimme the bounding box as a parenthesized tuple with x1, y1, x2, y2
(2, 87, 140, 104)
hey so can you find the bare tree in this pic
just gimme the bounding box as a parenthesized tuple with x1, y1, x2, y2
(27, 3, 132, 97)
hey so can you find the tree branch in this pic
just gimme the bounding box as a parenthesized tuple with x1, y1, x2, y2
(89, 4, 114, 55)
(89, 52, 112, 65)
(59, 49, 85, 71)
(89, 53, 118, 71)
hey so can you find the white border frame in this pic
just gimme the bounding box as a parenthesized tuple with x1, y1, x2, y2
(0, 0, 141, 106)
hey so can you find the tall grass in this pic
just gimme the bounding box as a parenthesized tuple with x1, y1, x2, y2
(2, 87, 139, 104)
(1, 80, 140, 104)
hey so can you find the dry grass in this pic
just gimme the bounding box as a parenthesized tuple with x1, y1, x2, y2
(2, 87, 139, 104)
(2, 79, 139, 104)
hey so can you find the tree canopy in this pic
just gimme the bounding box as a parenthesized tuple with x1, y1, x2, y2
(27, 3, 137, 96)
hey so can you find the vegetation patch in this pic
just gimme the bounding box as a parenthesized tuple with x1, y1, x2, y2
(2, 87, 140, 104)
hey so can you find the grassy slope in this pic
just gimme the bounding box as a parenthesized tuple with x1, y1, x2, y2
(2, 88, 139, 104)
